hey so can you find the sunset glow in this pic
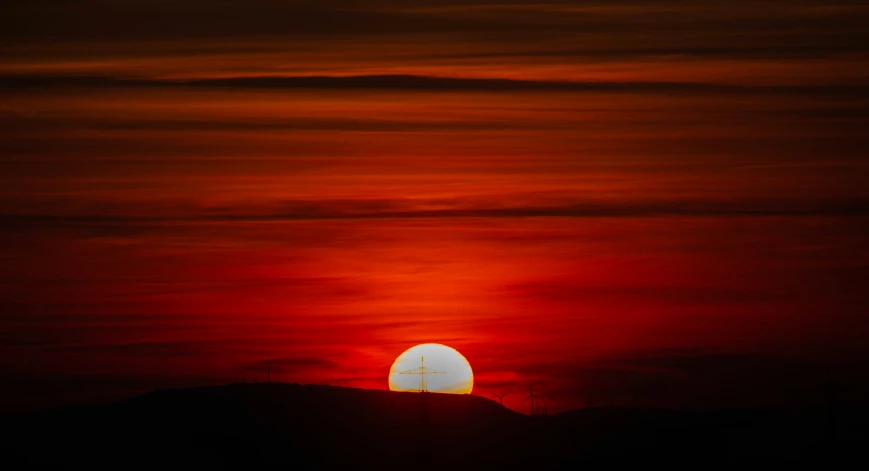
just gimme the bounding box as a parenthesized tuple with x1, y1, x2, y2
(1, 0, 868, 417)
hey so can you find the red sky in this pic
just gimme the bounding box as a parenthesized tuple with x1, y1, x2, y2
(1, 0, 868, 415)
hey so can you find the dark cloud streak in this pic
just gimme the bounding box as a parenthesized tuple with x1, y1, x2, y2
(3, 197, 869, 226)
(1, 75, 867, 97)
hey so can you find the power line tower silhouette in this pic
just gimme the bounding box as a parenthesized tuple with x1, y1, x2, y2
(492, 392, 510, 406)
(397, 356, 445, 461)
(525, 385, 540, 416)
(398, 356, 444, 392)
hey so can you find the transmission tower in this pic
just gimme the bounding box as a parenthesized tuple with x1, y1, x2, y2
(398, 356, 445, 392)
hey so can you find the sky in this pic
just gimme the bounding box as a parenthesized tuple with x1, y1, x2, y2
(1, 0, 868, 415)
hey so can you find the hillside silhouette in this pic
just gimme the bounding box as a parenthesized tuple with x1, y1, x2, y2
(4, 383, 867, 469)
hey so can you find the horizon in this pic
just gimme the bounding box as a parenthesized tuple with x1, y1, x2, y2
(12, 380, 861, 419)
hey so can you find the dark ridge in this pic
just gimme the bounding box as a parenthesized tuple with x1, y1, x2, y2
(2, 383, 867, 469)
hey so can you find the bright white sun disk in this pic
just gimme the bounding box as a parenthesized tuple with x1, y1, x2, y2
(388, 343, 473, 394)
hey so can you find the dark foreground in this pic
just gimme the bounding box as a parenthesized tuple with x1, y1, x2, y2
(3, 383, 867, 469)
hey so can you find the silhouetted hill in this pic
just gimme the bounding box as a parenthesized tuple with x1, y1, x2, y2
(3, 383, 868, 469)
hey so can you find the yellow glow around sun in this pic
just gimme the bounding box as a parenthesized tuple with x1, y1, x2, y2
(388, 343, 473, 394)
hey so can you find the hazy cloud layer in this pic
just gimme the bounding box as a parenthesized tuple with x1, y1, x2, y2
(3, 1, 867, 83)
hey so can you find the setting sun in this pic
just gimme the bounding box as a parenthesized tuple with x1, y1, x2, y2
(388, 344, 473, 394)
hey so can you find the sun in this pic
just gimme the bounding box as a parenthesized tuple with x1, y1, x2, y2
(388, 343, 473, 394)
